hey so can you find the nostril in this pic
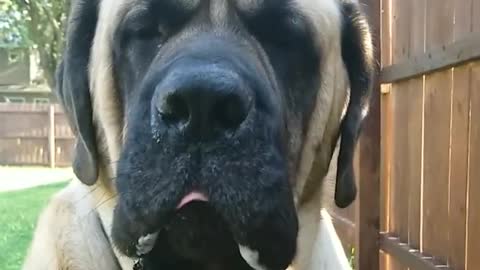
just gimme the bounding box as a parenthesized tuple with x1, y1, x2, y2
(213, 94, 249, 130)
(158, 94, 190, 128)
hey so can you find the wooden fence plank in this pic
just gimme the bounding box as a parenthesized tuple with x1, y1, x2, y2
(446, 2, 473, 266)
(380, 1, 392, 238)
(356, 82, 381, 270)
(389, 83, 410, 270)
(447, 65, 470, 270)
(380, 0, 392, 67)
(406, 0, 425, 253)
(355, 0, 381, 269)
(466, 64, 480, 270)
(380, 0, 393, 265)
(389, 0, 412, 268)
(473, 0, 480, 35)
(380, 34, 480, 83)
(422, 0, 454, 262)
(463, 5, 480, 270)
(381, 234, 452, 270)
(380, 87, 393, 270)
(392, 0, 411, 63)
(391, 82, 410, 244)
(454, 0, 473, 41)
(422, 70, 452, 261)
(425, 0, 454, 49)
(406, 79, 423, 251)
(409, 0, 425, 56)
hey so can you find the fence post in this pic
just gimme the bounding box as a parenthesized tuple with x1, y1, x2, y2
(355, 0, 381, 269)
(48, 104, 56, 168)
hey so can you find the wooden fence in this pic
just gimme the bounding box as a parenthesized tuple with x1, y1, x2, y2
(327, 0, 480, 269)
(0, 103, 75, 167)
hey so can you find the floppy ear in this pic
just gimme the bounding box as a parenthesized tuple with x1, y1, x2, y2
(56, 0, 100, 185)
(335, 1, 375, 208)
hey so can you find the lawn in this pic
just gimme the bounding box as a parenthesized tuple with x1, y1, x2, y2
(0, 166, 73, 192)
(0, 182, 67, 270)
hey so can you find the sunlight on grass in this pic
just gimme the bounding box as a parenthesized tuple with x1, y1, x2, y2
(0, 182, 67, 270)
(0, 166, 73, 183)
(0, 166, 73, 192)
(349, 247, 356, 269)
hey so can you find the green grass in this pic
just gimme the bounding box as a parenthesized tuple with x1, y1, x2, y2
(0, 182, 67, 270)
(349, 247, 356, 269)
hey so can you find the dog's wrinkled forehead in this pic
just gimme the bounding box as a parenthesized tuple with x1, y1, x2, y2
(89, 0, 343, 140)
(93, 0, 342, 54)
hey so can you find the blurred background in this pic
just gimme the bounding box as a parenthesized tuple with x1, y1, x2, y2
(0, 1, 73, 269)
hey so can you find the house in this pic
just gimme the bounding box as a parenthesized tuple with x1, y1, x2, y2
(0, 46, 56, 104)
(0, 46, 30, 85)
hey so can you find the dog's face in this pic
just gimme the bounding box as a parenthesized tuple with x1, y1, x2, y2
(56, 0, 373, 269)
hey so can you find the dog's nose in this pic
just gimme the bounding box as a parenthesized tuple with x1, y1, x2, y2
(155, 65, 251, 139)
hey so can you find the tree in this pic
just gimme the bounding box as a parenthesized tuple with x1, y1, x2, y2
(0, 0, 70, 88)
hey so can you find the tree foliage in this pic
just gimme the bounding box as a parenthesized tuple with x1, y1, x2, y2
(0, 0, 70, 87)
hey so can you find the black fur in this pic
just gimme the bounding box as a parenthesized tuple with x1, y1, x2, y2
(56, 0, 99, 185)
(336, 1, 375, 208)
(112, 32, 298, 269)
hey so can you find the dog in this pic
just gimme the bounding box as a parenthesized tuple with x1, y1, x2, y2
(22, 0, 374, 269)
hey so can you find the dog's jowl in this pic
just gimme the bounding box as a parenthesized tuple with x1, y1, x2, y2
(23, 0, 374, 270)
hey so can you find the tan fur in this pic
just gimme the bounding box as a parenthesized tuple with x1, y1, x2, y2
(89, 0, 133, 174)
(22, 180, 121, 270)
(291, 0, 344, 203)
(289, 2, 350, 268)
(87, 3, 140, 267)
(293, 57, 349, 270)
(210, 0, 229, 25)
(24, 0, 356, 269)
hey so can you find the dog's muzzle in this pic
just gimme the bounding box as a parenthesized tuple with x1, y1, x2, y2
(112, 36, 298, 270)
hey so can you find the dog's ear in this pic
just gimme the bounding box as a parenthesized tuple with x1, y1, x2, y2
(335, 1, 375, 208)
(56, 0, 100, 185)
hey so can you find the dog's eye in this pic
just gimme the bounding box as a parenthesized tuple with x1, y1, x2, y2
(241, 7, 309, 50)
(129, 24, 167, 41)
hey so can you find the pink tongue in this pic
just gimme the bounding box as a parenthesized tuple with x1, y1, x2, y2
(176, 192, 209, 209)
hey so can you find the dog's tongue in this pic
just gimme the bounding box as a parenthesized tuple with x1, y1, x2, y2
(176, 192, 209, 209)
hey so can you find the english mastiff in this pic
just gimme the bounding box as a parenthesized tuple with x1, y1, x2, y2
(23, 0, 374, 269)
